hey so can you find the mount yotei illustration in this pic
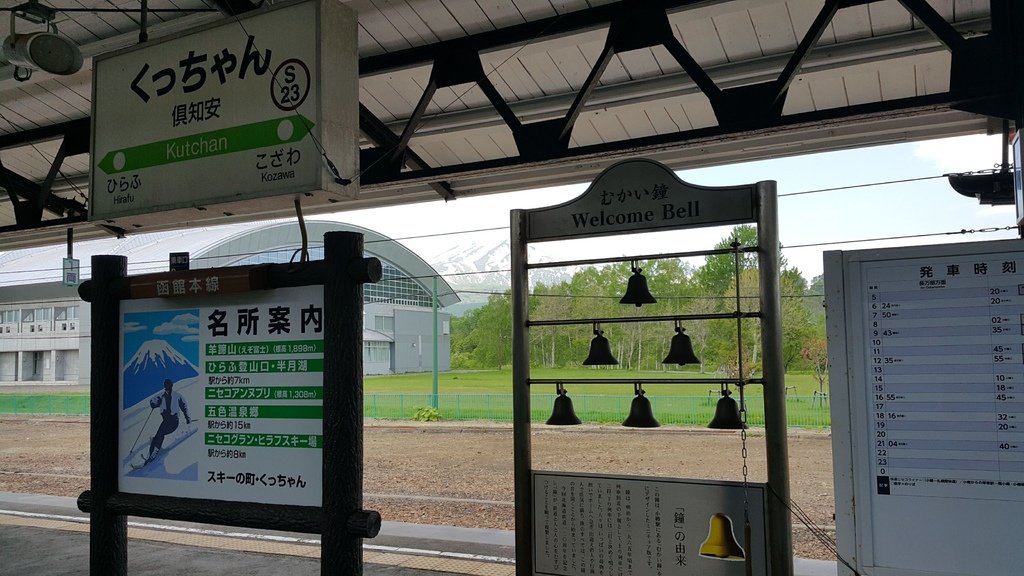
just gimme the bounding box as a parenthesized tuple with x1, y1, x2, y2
(123, 339, 199, 409)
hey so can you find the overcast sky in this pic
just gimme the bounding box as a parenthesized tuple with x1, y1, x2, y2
(330, 133, 1020, 281)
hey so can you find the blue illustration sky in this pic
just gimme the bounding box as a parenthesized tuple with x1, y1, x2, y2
(123, 309, 200, 367)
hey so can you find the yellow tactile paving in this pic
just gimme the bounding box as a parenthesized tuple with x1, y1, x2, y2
(0, 513, 514, 575)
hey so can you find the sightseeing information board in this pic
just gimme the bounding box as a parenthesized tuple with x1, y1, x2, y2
(826, 240, 1024, 576)
(118, 284, 325, 506)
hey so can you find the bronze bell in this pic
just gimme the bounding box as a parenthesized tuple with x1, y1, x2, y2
(546, 390, 582, 425)
(708, 388, 745, 429)
(698, 513, 746, 560)
(622, 385, 660, 428)
(583, 327, 618, 365)
(619, 264, 657, 307)
(663, 325, 700, 365)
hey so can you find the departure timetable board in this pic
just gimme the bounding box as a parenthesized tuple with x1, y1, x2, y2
(826, 240, 1024, 576)
(862, 253, 1024, 500)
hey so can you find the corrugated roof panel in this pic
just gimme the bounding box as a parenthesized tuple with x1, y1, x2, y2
(788, 0, 837, 46)
(713, 10, 763, 62)
(615, 48, 665, 83)
(475, 0, 528, 28)
(61, 8, 119, 40)
(615, 106, 657, 139)
(516, 52, 573, 96)
(596, 50, 631, 86)
(879, 62, 919, 100)
(649, 44, 682, 76)
(831, 4, 872, 43)
(440, 0, 495, 36)
(449, 83, 489, 112)
(360, 86, 396, 123)
(361, 75, 416, 120)
(844, 69, 883, 105)
(460, 130, 511, 161)
(391, 70, 436, 114)
(663, 100, 695, 132)
(490, 55, 546, 101)
(407, 142, 442, 167)
(806, 75, 848, 110)
(27, 79, 90, 118)
(917, 51, 952, 94)
(0, 101, 42, 131)
(95, 7, 143, 35)
(673, 17, 728, 68)
(867, 0, 914, 37)
(375, 0, 440, 48)
(569, 117, 602, 147)
(353, 0, 411, 54)
(548, 44, 598, 91)
(928, 0, 955, 20)
(52, 10, 101, 44)
(781, 77, 814, 115)
(643, 105, 681, 135)
(586, 109, 629, 142)
(684, 97, 716, 130)
(431, 85, 468, 114)
(954, 0, 989, 20)
(511, 0, 559, 21)
(406, 0, 467, 42)
(15, 86, 76, 124)
(749, 3, 799, 56)
(440, 134, 485, 164)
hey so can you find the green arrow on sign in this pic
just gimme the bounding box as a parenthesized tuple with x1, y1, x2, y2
(96, 114, 315, 175)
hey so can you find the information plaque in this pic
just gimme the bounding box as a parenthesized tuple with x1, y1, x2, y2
(532, 471, 768, 576)
(826, 239, 1024, 576)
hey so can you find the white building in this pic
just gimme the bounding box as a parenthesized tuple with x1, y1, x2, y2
(0, 220, 458, 385)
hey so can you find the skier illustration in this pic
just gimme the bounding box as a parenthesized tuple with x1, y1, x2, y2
(145, 378, 193, 465)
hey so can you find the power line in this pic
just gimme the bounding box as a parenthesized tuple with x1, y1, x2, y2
(0, 222, 1014, 287)
(778, 174, 949, 197)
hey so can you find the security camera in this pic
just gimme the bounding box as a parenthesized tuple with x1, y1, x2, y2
(3, 31, 83, 77)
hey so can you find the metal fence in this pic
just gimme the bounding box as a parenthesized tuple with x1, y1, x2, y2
(364, 393, 831, 427)
(0, 393, 831, 427)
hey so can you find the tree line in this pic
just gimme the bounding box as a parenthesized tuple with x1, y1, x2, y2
(450, 226, 829, 388)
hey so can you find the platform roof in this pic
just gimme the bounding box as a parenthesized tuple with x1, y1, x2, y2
(0, 0, 1011, 250)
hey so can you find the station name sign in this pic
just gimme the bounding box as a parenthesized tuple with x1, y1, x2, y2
(89, 0, 357, 226)
(525, 159, 758, 242)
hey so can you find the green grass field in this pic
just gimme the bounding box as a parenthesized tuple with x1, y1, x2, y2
(364, 369, 826, 426)
(0, 370, 831, 427)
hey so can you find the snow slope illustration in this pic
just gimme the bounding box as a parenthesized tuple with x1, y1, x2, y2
(121, 376, 200, 481)
(122, 339, 199, 409)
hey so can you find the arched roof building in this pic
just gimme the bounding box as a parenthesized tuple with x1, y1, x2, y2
(0, 220, 458, 384)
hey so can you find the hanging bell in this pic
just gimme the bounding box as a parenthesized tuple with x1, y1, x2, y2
(622, 386, 660, 428)
(698, 513, 745, 560)
(546, 389, 582, 425)
(619, 264, 657, 307)
(583, 327, 618, 365)
(662, 325, 700, 365)
(708, 389, 745, 430)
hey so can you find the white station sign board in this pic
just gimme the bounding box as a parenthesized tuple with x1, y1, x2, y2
(118, 284, 325, 506)
(826, 239, 1024, 576)
(532, 472, 768, 576)
(90, 0, 357, 227)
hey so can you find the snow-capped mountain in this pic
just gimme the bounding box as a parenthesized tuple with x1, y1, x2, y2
(123, 339, 199, 408)
(428, 239, 572, 291)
